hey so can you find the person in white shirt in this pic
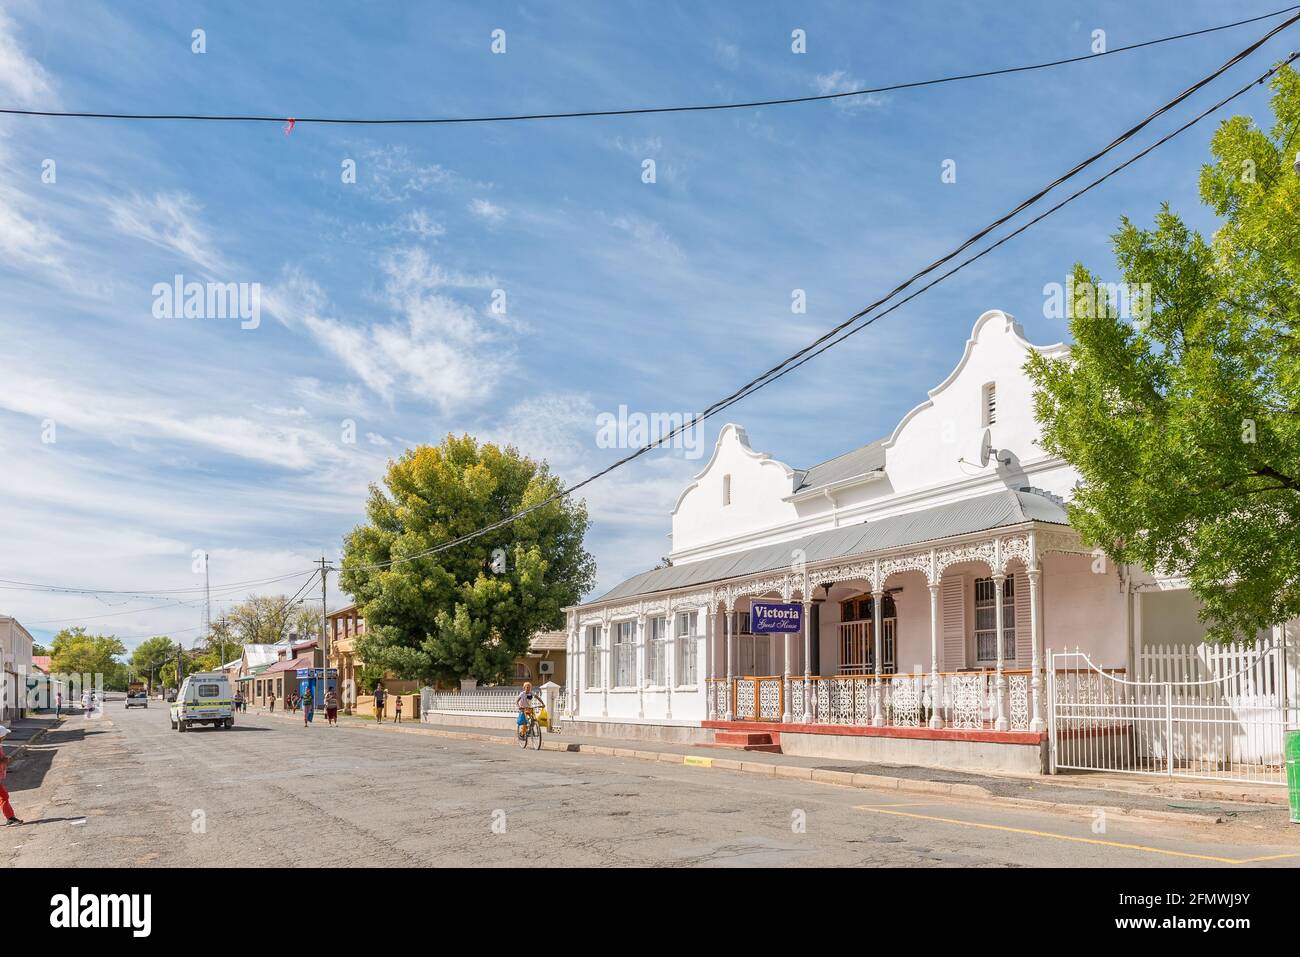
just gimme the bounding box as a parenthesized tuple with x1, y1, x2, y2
(516, 682, 540, 738)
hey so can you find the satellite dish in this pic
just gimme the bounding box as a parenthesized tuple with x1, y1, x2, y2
(979, 429, 993, 467)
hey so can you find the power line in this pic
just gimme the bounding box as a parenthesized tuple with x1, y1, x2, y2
(0, 568, 316, 599)
(715, 53, 1300, 414)
(344, 12, 1300, 573)
(2, 6, 1297, 126)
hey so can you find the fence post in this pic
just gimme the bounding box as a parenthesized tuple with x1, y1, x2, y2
(1046, 651, 1056, 774)
(1164, 681, 1174, 778)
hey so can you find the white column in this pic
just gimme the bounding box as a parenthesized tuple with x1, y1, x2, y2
(928, 582, 943, 729)
(801, 599, 813, 723)
(664, 610, 674, 720)
(568, 623, 578, 717)
(872, 588, 885, 727)
(782, 619, 793, 723)
(702, 600, 712, 712)
(993, 572, 1009, 731)
(636, 614, 646, 718)
(601, 622, 609, 717)
(723, 604, 735, 722)
(1028, 566, 1045, 732)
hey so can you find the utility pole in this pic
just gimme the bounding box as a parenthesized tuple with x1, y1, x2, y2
(319, 556, 331, 706)
(203, 552, 212, 648)
(217, 615, 228, 669)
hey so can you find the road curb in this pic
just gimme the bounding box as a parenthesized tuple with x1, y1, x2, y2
(246, 711, 1227, 826)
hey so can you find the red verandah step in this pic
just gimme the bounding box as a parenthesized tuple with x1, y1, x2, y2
(702, 729, 783, 753)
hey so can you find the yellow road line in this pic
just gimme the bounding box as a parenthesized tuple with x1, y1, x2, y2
(851, 804, 1298, 865)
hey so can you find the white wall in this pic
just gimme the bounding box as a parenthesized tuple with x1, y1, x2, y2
(1041, 552, 1128, 668)
(667, 311, 1075, 565)
(882, 310, 1071, 499)
(671, 424, 798, 555)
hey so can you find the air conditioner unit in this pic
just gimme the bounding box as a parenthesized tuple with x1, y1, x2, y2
(538, 661, 555, 675)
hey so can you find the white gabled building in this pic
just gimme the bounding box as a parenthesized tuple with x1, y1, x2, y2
(563, 310, 1297, 775)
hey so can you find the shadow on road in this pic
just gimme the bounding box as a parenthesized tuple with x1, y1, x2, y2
(175, 725, 271, 733)
(6, 744, 57, 794)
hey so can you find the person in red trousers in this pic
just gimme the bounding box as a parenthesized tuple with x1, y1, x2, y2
(0, 725, 22, 826)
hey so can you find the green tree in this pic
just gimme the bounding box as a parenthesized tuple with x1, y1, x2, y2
(49, 627, 129, 689)
(225, 594, 323, 645)
(131, 636, 175, 691)
(340, 435, 595, 685)
(1026, 67, 1300, 642)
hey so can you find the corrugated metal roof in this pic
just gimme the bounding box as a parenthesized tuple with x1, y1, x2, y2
(242, 644, 280, 668)
(263, 656, 313, 675)
(588, 488, 1067, 605)
(792, 440, 887, 493)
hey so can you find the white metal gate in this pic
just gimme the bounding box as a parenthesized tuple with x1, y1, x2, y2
(1048, 644, 1294, 786)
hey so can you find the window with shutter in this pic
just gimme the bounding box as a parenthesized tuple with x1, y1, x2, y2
(941, 576, 966, 670)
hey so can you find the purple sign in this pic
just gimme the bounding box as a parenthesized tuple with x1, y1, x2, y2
(750, 601, 802, 634)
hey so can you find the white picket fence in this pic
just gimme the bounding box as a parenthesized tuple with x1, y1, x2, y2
(1051, 639, 1297, 786)
(421, 685, 567, 715)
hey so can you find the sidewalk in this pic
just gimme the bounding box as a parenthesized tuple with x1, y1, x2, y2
(246, 706, 1291, 826)
(1, 711, 64, 761)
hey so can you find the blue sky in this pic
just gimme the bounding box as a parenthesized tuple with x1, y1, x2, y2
(0, 1, 1292, 651)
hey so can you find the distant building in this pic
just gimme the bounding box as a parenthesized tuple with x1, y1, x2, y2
(512, 631, 567, 687)
(0, 615, 34, 723)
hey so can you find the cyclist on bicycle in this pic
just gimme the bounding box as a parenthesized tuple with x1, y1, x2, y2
(516, 681, 540, 739)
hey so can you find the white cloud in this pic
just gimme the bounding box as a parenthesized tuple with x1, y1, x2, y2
(361, 145, 489, 203)
(813, 70, 887, 112)
(0, 9, 56, 108)
(468, 198, 506, 222)
(604, 213, 684, 263)
(106, 192, 227, 274)
(0, 369, 348, 471)
(392, 209, 445, 239)
(270, 248, 514, 414)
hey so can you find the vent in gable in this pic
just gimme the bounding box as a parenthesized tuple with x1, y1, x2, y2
(982, 382, 997, 427)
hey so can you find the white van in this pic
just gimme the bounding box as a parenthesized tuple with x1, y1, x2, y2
(170, 672, 234, 731)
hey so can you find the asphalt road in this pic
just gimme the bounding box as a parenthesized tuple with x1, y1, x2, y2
(4, 703, 1299, 868)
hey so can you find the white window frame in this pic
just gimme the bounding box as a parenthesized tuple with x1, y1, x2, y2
(674, 611, 698, 687)
(974, 575, 1016, 664)
(647, 616, 667, 687)
(612, 620, 637, 688)
(585, 624, 602, 689)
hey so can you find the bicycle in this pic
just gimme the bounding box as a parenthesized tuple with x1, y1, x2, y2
(517, 707, 543, 750)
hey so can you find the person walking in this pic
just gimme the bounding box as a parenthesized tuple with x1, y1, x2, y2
(55, 691, 62, 717)
(301, 687, 314, 727)
(233, 690, 244, 713)
(0, 725, 23, 826)
(373, 684, 387, 723)
(324, 687, 339, 726)
(393, 694, 403, 724)
(268, 691, 276, 713)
